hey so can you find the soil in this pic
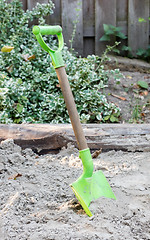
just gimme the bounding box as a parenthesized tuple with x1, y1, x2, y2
(0, 139, 150, 240)
(105, 57, 150, 123)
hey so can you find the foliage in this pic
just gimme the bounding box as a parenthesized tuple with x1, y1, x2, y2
(100, 23, 150, 62)
(0, 0, 122, 124)
(100, 24, 131, 55)
(129, 102, 144, 123)
(138, 17, 150, 23)
(136, 46, 150, 62)
(100, 24, 127, 42)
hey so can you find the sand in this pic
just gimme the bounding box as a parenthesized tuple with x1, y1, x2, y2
(0, 139, 150, 240)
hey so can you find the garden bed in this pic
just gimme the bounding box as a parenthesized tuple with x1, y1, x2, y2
(105, 56, 150, 123)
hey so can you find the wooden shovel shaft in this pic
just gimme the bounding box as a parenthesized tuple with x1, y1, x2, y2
(55, 67, 88, 150)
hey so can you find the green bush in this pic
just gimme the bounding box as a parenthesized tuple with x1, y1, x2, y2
(0, 0, 122, 124)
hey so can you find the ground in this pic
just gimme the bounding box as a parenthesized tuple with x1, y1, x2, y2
(105, 56, 150, 123)
(0, 57, 149, 239)
(0, 139, 149, 240)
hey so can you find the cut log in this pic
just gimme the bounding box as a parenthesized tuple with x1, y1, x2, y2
(0, 124, 150, 153)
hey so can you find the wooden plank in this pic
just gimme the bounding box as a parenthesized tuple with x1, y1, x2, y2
(116, 0, 128, 54)
(116, 0, 128, 35)
(83, 0, 95, 37)
(116, 0, 128, 21)
(0, 124, 150, 153)
(83, 37, 95, 57)
(95, 0, 117, 55)
(48, 0, 61, 25)
(61, 0, 83, 56)
(21, 0, 27, 10)
(128, 0, 150, 56)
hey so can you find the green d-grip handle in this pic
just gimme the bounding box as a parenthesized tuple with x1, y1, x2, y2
(33, 25, 64, 68)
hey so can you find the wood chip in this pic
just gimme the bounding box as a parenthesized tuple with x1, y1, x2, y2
(111, 93, 127, 101)
(8, 173, 22, 180)
(92, 149, 102, 159)
(22, 54, 36, 61)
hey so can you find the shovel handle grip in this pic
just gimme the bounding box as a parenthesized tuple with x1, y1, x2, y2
(33, 25, 62, 36)
(33, 25, 64, 53)
(33, 25, 64, 68)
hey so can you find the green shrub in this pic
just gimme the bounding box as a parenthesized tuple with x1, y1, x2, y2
(0, 0, 122, 124)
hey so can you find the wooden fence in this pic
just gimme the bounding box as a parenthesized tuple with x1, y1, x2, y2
(21, 0, 150, 57)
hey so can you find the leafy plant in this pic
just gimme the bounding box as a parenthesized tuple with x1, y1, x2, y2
(129, 102, 144, 123)
(97, 41, 120, 66)
(100, 24, 131, 55)
(0, 0, 122, 124)
(136, 46, 150, 62)
(100, 24, 127, 42)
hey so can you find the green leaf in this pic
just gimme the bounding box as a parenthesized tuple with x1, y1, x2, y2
(137, 81, 148, 89)
(113, 48, 120, 54)
(138, 18, 147, 23)
(17, 78, 22, 84)
(136, 48, 145, 56)
(103, 24, 110, 33)
(100, 35, 111, 41)
(22, 96, 28, 101)
(116, 31, 127, 39)
(121, 45, 132, 52)
(14, 118, 21, 123)
(105, 29, 115, 35)
(17, 103, 23, 113)
(110, 115, 119, 123)
(104, 115, 110, 121)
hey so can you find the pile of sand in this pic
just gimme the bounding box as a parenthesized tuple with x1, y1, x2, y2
(0, 139, 149, 239)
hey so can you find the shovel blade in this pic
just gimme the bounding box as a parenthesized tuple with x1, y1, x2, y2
(70, 170, 116, 217)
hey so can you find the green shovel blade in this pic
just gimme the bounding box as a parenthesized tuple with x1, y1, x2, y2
(70, 170, 116, 217)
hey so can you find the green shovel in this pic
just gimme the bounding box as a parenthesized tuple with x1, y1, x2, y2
(33, 25, 116, 217)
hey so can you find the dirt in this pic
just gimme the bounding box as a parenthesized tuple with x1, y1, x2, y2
(105, 57, 150, 123)
(0, 139, 150, 240)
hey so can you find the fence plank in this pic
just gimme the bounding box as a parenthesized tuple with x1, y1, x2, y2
(21, 0, 27, 10)
(116, 0, 128, 54)
(49, 0, 61, 25)
(128, 0, 150, 56)
(83, 37, 95, 56)
(116, 0, 128, 35)
(83, 0, 95, 37)
(83, 0, 95, 56)
(95, 0, 117, 55)
(61, 0, 83, 56)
